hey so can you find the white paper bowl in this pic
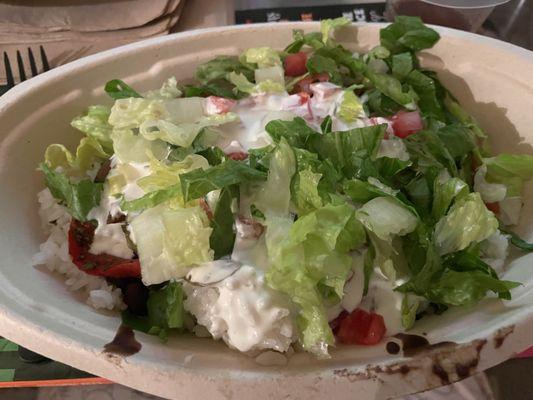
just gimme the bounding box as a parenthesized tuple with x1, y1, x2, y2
(0, 22, 532, 400)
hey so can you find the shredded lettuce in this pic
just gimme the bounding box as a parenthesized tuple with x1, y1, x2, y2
(434, 193, 498, 255)
(228, 71, 284, 95)
(130, 204, 213, 285)
(380, 16, 440, 54)
(254, 138, 296, 217)
(111, 129, 169, 164)
(266, 204, 365, 357)
(71, 105, 113, 152)
(39, 163, 103, 221)
(243, 47, 281, 68)
(320, 17, 350, 45)
(145, 77, 182, 99)
(337, 90, 364, 122)
(254, 65, 285, 85)
(139, 113, 238, 147)
(356, 197, 418, 242)
(293, 169, 323, 216)
(44, 137, 108, 175)
(484, 154, 533, 197)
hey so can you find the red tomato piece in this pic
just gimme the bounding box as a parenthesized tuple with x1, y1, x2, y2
(296, 91, 310, 105)
(68, 219, 141, 278)
(227, 151, 249, 161)
(292, 73, 330, 94)
(485, 202, 500, 214)
(336, 308, 386, 345)
(199, 198, 214, 220)
(284, 52, 308, 77)
(391, 110, 423, 138)
(206, 96, 236, 114)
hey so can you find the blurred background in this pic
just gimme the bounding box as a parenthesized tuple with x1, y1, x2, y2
(1, 0, 532, 87)
(1, 0, 532, 399)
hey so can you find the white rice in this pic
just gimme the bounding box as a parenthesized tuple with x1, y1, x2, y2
(32, 188, 125, 311)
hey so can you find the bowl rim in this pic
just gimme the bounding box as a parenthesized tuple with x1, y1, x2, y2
(1, 21, 532, 400)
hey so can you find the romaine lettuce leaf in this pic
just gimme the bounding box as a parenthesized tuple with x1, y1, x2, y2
(105, 79, 142, 100)
(39, 163, 103, 221)
(320, 17, 350, 45)
(71, 105, 113, 152)
(305, 54, 343, 85)
(210, 187, 236, 259)
(265, 117, 318, 148)
(196, 55, 254, 84)
(254, 65, 285, 86)
(432, 177, 469, 220)
(243, 47, 281, 68)
(254, 138, 296, 217)
(145, 77, 182, 99)
(473, 165, 507, 203)
(391, 52, 413, 81)
(111, 129, 169, 164)
(228, 71, 284, 95)
(293, 169, 323, 216)
(426, 270, 519, 306)
(365, 69, 417, 110)
(138, 154, 209, 192)
(44, 137, 108, 174)
(380, 16, 440, 54)
(121, 155, 210, 211)
(139, 113, 238, 147)
(434, 192, 498, 255)
(337, 90, 363, 122)
(484, 154, 533, 197)
(310, 124, 386, 178)
(356, 196, 418, 242)
(266, 204, 365, 356)
(130, 204, 213, 285)
(180, 159, 267, 202)
(146, 281, 186, 340)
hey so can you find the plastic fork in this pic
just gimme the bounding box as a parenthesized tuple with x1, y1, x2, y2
(2, 46, 50, 94)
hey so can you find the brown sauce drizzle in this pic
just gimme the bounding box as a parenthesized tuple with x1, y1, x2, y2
(394, 333, 455, 357)
(104, 325, 141, 356)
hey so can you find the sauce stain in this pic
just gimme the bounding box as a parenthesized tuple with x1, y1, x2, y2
(494, 326, 514, 349)
(386, 341, 401, 355)
(104, 325, 141, 356)
(394, 333, 455, 357)
(432, 363, 450, 384)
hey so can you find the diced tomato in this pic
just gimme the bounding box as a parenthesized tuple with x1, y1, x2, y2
(314, 72, 330, 82)
(329, 310, 349, 335)
(292, 73, 330, 94)
(228, 151, 249, 161)
(391, 110, 423, 138)
(485, 202, 500, 214)
(206, 96, 236, 114)
(284, 52, 308, 77)
(296, 91, 310, 105)
(199, 198, 214, 220)
(68, 219, 141, 278)
(336, 308, 386, 345)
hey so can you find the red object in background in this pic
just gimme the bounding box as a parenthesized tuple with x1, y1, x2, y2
(284, 52, 308, 77)
(336, 308, 386, 345)
(391, 110, 423, 138)
(485, 202, 500, 214)
(68, 219, 141, 278)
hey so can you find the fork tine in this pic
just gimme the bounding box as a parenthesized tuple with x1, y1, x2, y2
(16, 50, 26, 82)
(40, 46, 50, 72)
(27, 48, 38, 77)
(3, 52, 15, 89)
